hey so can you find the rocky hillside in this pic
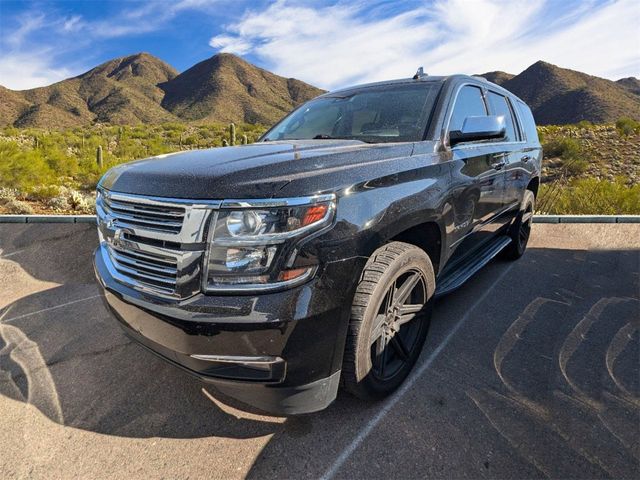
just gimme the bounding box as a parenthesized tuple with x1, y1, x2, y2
(480, 62, 640, 125)
(0, 53, 323, 128)
(0, 53, 180, 128)
(476, 71, 514, 86)
(539, 123, 640, 185)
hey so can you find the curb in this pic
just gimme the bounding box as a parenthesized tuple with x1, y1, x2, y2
(532, 215, 640, 224)
(1, 215, 639, 224)
(0, 215, 96, 224)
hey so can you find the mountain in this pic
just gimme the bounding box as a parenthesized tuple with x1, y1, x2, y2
(160, 53, 324, 124)
(617, 77, 640, 96)
(0, 53, 323, 128)
(0, 53, 180, 128)
(495, 61, 640, 125)
(476, 71, 514, 86)
(1, 55, 638, 128)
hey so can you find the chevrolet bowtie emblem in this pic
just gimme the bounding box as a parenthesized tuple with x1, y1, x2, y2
(113, 228, 124, 246)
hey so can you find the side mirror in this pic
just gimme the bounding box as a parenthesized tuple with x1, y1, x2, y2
(449, 115, 506, 146)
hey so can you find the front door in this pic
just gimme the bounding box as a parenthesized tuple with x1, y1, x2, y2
(445, 85, 508, 266)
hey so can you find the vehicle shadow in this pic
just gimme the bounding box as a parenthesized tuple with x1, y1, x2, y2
(0, 224, 638, 478)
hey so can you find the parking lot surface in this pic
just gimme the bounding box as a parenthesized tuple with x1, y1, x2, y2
(0, 223, 638, 479)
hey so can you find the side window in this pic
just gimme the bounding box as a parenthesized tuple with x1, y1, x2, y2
(449, 85, 487, 133)
(516, 101, 539, 143)
(487, 91, 517, 142)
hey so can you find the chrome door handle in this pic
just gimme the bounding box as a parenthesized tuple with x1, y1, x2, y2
(492, 161, 506, 170)
(491, 152, 508, 170)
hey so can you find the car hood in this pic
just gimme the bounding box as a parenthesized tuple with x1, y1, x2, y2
(99, 139, 426, 199)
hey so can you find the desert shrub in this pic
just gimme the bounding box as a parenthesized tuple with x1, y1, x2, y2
(0, 187, 18, 201)
(3, 198, 35, 214)
(543, 137, 582, 159)
(575, 120, 594, 129)
(47, 195, 71, 211)
(26, 185, 61, 201)
(538, 178, 640, 215)
(563, 158, 589, 175)
(0, 141, 55, 190)
(615, 117, 640, 137)
(542, 137, 590, 176)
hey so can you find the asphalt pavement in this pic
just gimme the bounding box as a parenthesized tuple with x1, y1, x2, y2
(0, 223, 638, 479)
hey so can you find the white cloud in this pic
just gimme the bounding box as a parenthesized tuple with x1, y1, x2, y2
(0, 52, 73, 90)
(5, 12, 45, 48)
(209, 34, 254, 55)
(0, 0, 223, 89)
(62, 15, 83, 32)
(210, 0, 640, 89)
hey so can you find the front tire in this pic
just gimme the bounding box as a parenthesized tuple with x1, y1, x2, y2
(342, 242, 435, 400)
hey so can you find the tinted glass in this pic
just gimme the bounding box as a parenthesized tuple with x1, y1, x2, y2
(262, 83, 441, 143)
(516, 100, 539, 143)
(487, 91, 517, 142)
(449, 85, 487, 132)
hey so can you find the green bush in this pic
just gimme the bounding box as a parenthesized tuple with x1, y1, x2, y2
(543, 137, 582, 159)
(615, 117, 640, 137)
(539, 178, 640, 215)
(0, 141, 55, 190)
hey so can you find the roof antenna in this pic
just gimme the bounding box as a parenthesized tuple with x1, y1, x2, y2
(413, 67, 427, 79)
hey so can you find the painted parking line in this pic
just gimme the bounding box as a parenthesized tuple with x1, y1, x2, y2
(1, 294, 103, 324)
(321, 262, 516, 480)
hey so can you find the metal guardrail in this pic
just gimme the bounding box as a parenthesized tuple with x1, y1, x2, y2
(0, 215, 639, 224)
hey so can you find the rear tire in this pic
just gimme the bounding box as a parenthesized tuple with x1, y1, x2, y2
(342, 242, 435, 400)
(502, 190, 535, 261)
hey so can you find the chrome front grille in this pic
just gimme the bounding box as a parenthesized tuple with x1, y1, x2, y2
(96, 188, 220, 299)
(102, 193, 186, 234)
(108, 246, 178, 294)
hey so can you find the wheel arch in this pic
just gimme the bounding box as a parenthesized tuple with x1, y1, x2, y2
(527, 176, 540, 198)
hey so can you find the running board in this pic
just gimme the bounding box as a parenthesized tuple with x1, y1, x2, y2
(434, 235, 512, 298)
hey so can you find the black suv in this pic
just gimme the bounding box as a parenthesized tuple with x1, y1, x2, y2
(94, 72, 541, 414)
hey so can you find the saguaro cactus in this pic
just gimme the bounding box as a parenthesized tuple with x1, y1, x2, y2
(241, 134, 248, 145)
(229, 123, 236, 146)
(96, 145, 104, 168)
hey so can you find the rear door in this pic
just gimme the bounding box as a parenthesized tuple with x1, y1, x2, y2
(486, 91, 526, 212)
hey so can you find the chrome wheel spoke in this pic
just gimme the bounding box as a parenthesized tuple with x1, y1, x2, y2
(398, 303, 423, 315)
(394, 272, 421, 307)
(370, 314, 387, 345)
(374, 336, 387, 376)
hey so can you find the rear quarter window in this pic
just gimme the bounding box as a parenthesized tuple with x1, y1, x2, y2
(487, 91, 518, 142)
(516, 101, 539, 144)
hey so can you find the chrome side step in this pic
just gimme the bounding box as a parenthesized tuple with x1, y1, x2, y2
(435, 235, 512, 298)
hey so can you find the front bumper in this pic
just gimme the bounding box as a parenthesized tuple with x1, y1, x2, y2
(94, 246, 365, 414)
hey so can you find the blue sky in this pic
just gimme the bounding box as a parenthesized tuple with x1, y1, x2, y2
(0, 0, 638, 90)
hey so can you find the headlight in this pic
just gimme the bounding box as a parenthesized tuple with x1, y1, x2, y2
(203, 195, 335, 292)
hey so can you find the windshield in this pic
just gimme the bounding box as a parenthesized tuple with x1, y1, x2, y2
(261, 83, 441, 143)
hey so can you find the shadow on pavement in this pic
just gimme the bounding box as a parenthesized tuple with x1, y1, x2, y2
(0, 223, 638, 478)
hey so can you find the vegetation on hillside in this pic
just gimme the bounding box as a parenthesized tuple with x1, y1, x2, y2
(0, 122, 266, 214)
(536, 121, 639, 214)
(0, 120, 638, 215)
